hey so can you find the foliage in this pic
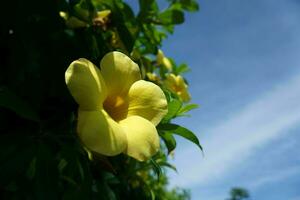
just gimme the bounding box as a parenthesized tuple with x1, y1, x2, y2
(226, 187, 250, 200)
(0, 0, 200, 199)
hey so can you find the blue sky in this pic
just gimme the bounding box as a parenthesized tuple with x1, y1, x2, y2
(159, 0, 300, 199)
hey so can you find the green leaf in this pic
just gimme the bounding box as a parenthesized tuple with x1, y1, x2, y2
(0, 87, 39, 122)
(178, 103, 199, 115)
(171, 0, 200, 12)
(181, 0, 200, 11)
(138, 0, 158, 20)
(158, 9, 184, 25)
(158, 123, 203, 151)
(157, 161, 177, 172)
(162, 99, 182, 122)
(150, 158, 162, 179)
(150, 189, 155, 200)
(159, 131, 176, 154)
(175, 63, 190, 74)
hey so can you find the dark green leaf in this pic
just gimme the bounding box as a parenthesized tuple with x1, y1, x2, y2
(158, 9, 184, 25)
(180, 0, 199, 12)
(157, 161, 177, 172)
(159, 131, 176, 154)
(150, 158, 162, 179)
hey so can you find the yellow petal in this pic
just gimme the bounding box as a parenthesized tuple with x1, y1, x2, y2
(100, 51, 141, 97)
(162, 57, 172, 70)
(127, 80, 168, 126)
(156, 49, 165, 65)
(157, 49, 172, 70)
(97, 10, 111, 18)
(177, 76, 191, 102)
(65, 58, 107, 110)
(77, 110, 127, 156)
(59, 11, 68, 20)
(119, 116, 160, 161)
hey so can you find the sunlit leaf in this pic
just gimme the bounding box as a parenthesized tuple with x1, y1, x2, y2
(178, 103, 199, 115)
(158, 123, 203, 151)
(158, 9, 184, 25)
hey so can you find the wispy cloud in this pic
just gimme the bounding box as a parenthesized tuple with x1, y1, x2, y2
(170, 72, 300, 187)
(247, 166, 300, 189)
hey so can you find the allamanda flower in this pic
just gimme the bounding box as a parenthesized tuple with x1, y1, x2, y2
(165, 74, 191, 102)
(65, 52, 168, 161)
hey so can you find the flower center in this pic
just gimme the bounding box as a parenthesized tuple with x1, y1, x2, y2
(103, 95, 129, 122)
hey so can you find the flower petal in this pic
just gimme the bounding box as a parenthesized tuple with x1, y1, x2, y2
(165, 74, 191, 102)
(100, 51, 141, 97)
(65, 58, 107, 110)
(77, 110, 127, 156)
(119, 116, 160, 161)
(127, 80, 168, 126)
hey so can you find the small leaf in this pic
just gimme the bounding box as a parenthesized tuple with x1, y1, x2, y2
(158, 161, 177, 172)
(158, 123, 203, 151)
(158, 9, 184, 25)
(175, 63, 190, 74)
(178, 104, 199, 115)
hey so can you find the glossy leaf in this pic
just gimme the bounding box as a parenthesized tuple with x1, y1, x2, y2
(158, 123, 202, 151)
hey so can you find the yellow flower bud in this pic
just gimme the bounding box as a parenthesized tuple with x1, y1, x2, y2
(59, 11, 68, 20)
(146, 72, 160, 82)
(157, 49, 173, 70)
(165, 73, 191, 102)
(59, 11, 88, 29)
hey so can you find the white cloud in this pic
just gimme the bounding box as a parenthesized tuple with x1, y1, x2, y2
(169, 72, 300, 188)
(246, 166, 300, 190)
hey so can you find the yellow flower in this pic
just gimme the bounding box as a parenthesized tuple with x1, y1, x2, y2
(65, 52, 168, 161)
(59, 9, 111, 29)
(146, 72, 160, 82)
(157, 49, 173, 70)
(165, 74, 191, 102)
(93, 10, 111, 29)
